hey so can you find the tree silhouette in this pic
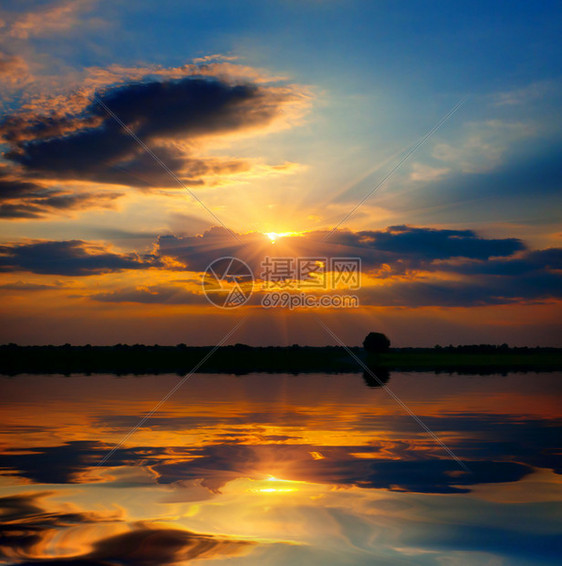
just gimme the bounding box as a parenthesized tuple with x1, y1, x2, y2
(363, 332, 391, 353)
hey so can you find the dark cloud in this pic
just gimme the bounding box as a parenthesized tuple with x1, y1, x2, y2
(0, 240, 162, 275)
(149, 443, 533, 494)
(0, 112, 100, 145)
(0, 176, 40, 199)
(99, 411, 562, 492)
(88, 225, 558, 306)
(0, 492, 253, 565)
(0, 441, 110, 483)
(93, 411, 562, 480)
(4, 406, 561, 494)
(347, 459, 531, 494)
(157, 225, 525, 274)
(357, 413, 562, 475)
(11, 561, 110, 566)
(357, 224, 524, 262)
(0, 202, 43, 219)
(443, 247, 562, 275)
(83, 526, 254, 566)
(153, 225, 561, 307)
(0, 441, 167, 484)
(2, 226, 557, 305)
(424, 140, 562, 203)
(93, 78, 267, 138)
(357, 270, 562, 307)
(157, 227, 262, 272)
(2, 76, 298, 187)
(89, 148, 251, 189)
(0, 437, 517, 494)
(0, 174, 123, 219)
(0, 491, 123, 561)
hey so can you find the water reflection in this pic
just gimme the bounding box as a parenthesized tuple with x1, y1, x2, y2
(362, 365, 390, 387)
(0, 371, 561, 564)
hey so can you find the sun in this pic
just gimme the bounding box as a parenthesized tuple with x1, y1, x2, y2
(264, 231, 298, 244)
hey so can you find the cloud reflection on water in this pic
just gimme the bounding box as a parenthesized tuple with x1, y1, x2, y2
(0, 371, 561, 564)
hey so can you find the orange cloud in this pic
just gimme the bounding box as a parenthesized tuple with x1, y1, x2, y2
(6, 0, 100, 40)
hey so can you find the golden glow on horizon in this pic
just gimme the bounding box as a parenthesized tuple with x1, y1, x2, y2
(264, 231, 300, 244)
(247, 476, 306, 494)
(255, 487, 297, 493)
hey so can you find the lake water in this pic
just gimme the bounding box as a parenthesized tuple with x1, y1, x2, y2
(1, 371, 561, 565)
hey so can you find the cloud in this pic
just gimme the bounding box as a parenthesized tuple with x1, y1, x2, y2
(357, 413, 562, 475)
(348, 245, 560, 307)
(443, 247, 562, 275)
(416, 141, 562, 211)
(0, 52, 30, 86)
(83, 526, 255, 565)
(91, 225, 558, 307)
(96, 411, 312, 432)
(148, 443, 533, 495)
(157, 225, 525, 274)
(2, 226, 557, 308)
(355, 225, 523, 263)
(0, 280, 63, 290)
(138, 413, 561, 492)
(91, 272, 562, 308)
(5, 0, 100, 40)
(2, 73, 309, 188)
(93, 285, 203, 305)
(192, 54, 239, 64)
(0, 441, 167, 484)
(0, 240, 162, 275)
(432, 119, 537, 174)
(0, 173, 123, 219)
(0, 491, 123, 561)
(4, 406, 561, 494)
(409, 162, 450, 182)
(492, 81, 554, 107)
(0, 491, 253, 565)
(357, 270, 562, 307)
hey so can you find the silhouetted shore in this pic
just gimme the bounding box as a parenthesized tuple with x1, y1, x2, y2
(1, 344, 560, 375)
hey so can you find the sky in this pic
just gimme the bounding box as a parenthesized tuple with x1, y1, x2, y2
(0, 0, 561, 346)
